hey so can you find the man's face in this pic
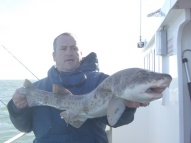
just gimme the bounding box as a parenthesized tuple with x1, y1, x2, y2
(53, 35, 82, 72)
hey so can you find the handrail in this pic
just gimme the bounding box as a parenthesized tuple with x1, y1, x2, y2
(4, 132, 26, 143)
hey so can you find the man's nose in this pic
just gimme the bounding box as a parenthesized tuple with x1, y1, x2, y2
(65, 47, 73, 54)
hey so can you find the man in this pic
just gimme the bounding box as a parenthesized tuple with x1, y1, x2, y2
(7, 33, 145, 143)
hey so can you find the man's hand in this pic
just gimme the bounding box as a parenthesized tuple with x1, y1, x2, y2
(124, 100, 149, 108)
(12, 88, 28, 109)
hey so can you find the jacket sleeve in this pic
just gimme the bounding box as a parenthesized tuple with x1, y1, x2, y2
(7, 99, 33, 132)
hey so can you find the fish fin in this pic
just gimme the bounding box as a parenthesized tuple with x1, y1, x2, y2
(60, 109, 87, 128)
(23, 79, 34, 88)
(107, 97, 126, 126)
(53, 85, 73, 96)
(60, 109, 81, 124)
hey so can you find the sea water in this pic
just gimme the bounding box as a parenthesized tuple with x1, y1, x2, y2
(0, 80, 34, 143)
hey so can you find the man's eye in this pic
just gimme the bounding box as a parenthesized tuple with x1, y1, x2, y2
(60, 47, 67, 50)
(71, 46, 78, 51)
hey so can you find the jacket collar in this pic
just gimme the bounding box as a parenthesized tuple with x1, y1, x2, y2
(48, 52, 99, 87)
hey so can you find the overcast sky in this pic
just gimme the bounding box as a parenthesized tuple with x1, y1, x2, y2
(0, 0, 165, 79)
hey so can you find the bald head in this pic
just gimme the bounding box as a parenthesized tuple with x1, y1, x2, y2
(52, 33, 82, 72)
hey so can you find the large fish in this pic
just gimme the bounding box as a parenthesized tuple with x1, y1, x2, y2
(18, 68, 172, 128)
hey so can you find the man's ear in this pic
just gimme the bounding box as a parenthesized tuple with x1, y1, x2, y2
(79, 51, 83, 61)
(52, 52, 56, 62)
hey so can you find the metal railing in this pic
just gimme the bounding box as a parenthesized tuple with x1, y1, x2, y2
(4, 132, 26, 143)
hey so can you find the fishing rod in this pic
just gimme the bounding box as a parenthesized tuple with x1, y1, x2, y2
(1, 45, 39, 80)
(0, 44, 40, 106)
(0, 100, 7, 106)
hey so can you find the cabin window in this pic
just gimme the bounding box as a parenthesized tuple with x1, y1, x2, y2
(144, 49, 156, 71)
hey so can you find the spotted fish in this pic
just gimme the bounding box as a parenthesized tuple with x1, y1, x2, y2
(18, 68, 172, 128)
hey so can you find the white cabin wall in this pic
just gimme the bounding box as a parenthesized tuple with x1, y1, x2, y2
(147, 9, 189, 143)
(179, 11, 191, 143)
(112, 108, 149, 143)
(111, 2, 191, 143)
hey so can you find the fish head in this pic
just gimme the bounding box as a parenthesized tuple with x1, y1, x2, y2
(119, 68, 172, 103)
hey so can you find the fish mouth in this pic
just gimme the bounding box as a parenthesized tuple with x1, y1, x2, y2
(145, 77, 172, 98)
(144, 85, 170, 100)
(145, 86, 167, 94)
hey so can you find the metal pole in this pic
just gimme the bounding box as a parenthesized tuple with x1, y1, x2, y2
(182, 58, 191, 100)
